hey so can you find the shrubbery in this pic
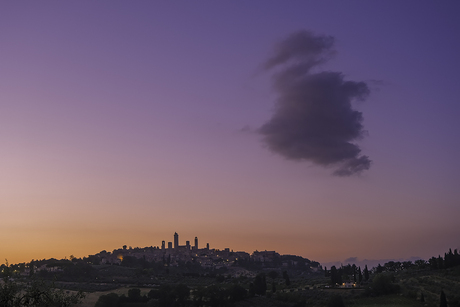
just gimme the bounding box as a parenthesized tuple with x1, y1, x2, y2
(0, 274, 84, 307)
(366, 273, 400, 296)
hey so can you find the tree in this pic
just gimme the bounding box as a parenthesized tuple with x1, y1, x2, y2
(0, 260, 18, 307)
(172, 284, 189, 305)
(330, 266, 338, 286)
(268, 270, 278, 280)
(253, 273, 267, 295)
(364, 265, 369, 281)
(402, 261, 412, 270)
(327, 294, 346, 307)
(337, 267, 343, 285)
(415, 259, 427, 269)
(282, 271, 291, 286)
(248, 283, 255, 297)
(437, 256, 444, 269)
(29, 260, 35, 277)
(1, 260, 84, 307)
(358, 266, 363, 283)
(128, 288, 141, 302)
(429, 257, 438, 269)
(440, 290, 447, 307)
(200, 284, 226, 307)
(228, 284, 247, 303)
(454, 249, 460, 267)
(445, 249, 454, 268)
(18, 263, 25, 274)
(353, 264, 357, 283)
(95, 293, 119, 307)
(368, 273, 400, 296)
(156, 284, 175, 307)
(2, 278, 84, 307)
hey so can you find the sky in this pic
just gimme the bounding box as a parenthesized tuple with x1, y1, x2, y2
(1, 1, 459, 266)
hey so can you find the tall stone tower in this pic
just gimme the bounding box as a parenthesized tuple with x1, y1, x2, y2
(174, 232, 179, 249)
(194, 237, 198, 250)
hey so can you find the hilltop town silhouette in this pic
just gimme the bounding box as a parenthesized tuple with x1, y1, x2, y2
(1, 233, 459, 307)
(95, 232, 320, 274)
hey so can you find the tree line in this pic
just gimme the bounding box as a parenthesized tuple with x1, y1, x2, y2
(324, 247, 460, 287)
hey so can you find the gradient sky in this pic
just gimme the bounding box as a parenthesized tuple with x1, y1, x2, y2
(1, 1, 459, 265)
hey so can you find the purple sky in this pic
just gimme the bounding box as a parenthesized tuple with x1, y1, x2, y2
(1, 1, 459, 265)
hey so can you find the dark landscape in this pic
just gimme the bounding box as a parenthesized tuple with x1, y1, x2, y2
(2, 236, 460, 306)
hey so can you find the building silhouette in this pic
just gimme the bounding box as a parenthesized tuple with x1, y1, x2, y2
(163, 232, 205, 251)
(174, 232, 179, 249)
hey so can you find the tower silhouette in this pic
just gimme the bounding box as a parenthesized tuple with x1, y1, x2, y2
(174, 232, 179, 249)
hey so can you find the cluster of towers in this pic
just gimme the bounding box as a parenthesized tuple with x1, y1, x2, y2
(160, 232, 209, 251)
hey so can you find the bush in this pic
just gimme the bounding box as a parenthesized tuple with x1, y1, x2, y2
(95, 293, 120, 307)
(327, 294, 346, 307)
(367, 273, 400, 296)
(127, 288, 141, 301)
(0, 277, 85, 307)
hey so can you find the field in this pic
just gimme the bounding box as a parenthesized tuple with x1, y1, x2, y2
(75, 287, 425, 307)
(72, 267, 460, 307)
(349, 295, 424, 307)
(75, 287, 152, 307)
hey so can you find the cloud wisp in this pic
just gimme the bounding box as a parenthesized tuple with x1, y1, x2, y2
(259, 30, 371, 176)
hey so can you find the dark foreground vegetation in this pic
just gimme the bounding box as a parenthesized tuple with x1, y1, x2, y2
(0, 261, 84, 306)
(1, 247, 460, 306)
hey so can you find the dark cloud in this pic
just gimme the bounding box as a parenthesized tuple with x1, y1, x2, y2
(259, 30, 371, 176)
(264, 31, 335, 71)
